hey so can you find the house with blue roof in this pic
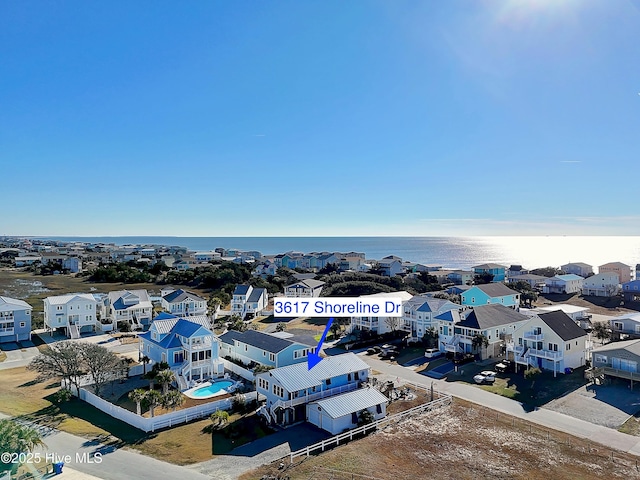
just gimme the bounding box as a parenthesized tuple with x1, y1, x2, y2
(161, 288, 207, 316)
(231, 284, 268, 320)
(219, 329, 313, 368)
(402, 295, 465, 342)
(542, 274, 584, 295)
(461, 284, 520, 309)
(105, 289, 153, 331)
(139, 313, 223, 387)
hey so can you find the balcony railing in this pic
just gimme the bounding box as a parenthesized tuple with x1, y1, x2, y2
(527, 348, 563, 360)
(0, 327, 15, 336)
(271, 382, 358, 413)
(523, 332, 544, 341)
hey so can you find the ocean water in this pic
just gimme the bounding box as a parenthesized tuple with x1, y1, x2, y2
(38, 236, 640, 271)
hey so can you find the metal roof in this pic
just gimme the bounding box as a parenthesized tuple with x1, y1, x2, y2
(45, 294, 97, 305)
(313, 387, 388, 419)
(151, 315, 211, 334)
(0, 296, 31, 312)
(266, 353, 369, 392)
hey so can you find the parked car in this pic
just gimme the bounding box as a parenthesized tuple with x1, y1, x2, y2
(495, 360, 514, 373)
(424, 348, 441, 359)
(473, 371, 497, 384)
(379, 349, 399, 360)
(453, 353, 475, 365)
(366, 346, 382, 355)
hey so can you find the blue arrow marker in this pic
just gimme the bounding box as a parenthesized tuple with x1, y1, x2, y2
(308, 317, 334, 370)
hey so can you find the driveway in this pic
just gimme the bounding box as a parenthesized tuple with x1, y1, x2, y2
(0, 341, 40, 370)
(189, 423, 330, 480)
(544, 378, 640, 428)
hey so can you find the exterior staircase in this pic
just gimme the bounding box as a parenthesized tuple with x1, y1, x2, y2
(69, 324, 80, 339)
(177, 374, 188, 391)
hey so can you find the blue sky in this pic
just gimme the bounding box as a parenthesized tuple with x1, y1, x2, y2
(2, 0, 639, 236)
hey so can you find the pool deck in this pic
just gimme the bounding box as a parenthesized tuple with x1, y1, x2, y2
(183, 380, 237, 400)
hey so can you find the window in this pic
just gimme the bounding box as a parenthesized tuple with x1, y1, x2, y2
(325, 378, 331, 386)
(594, 354, 607, 363)
(272, 384, 284, 397)
(258, 378, 269, 390)
(376, 404, 382, 414)
(354, 371, 360, 380)
(20, 322, 26, 328)
(548, 343, 553, 351)
(518, 337, 522, 346)
(566, 344, 571, 351)
(269, 353, 275, 362)
(351, 412, 358, 424)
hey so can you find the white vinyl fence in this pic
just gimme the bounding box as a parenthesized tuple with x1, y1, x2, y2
(222, 358, 255, 382)
(79, 388, 244, 433)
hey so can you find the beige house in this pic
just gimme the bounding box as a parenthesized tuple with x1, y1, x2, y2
(599, 262, 633, 284)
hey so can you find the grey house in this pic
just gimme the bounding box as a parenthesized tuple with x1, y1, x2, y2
(610, 313, 640, 340)
(591, 339, 640, 387)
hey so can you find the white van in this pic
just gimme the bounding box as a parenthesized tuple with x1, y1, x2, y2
(424, 348, 440, 358)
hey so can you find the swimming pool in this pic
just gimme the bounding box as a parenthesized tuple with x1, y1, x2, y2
(185, 380, 235, 399)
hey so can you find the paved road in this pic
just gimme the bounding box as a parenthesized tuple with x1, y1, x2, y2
(0, 413, 211, 480)
(357, 353, 640, 456)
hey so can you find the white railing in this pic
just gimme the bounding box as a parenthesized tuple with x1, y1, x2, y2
(445, 335, 463, 353)
(523, 332, 544, 341)
(0, 328, 15, 336)
(271, 383, 357, 414)
(527, 348, 563, 360)
(289, 390, 452, 463)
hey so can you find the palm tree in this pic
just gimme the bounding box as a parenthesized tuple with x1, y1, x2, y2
(162, 391, 185, 412)
(471, 333, 489, 355)
(210, 410, 229, 429)
(141, 355, 150, 375)
(0, 419, 45, 474)
(156, 369, 176, 395)
(128, 388, 147, 416)
(144, 390, 163, 418)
